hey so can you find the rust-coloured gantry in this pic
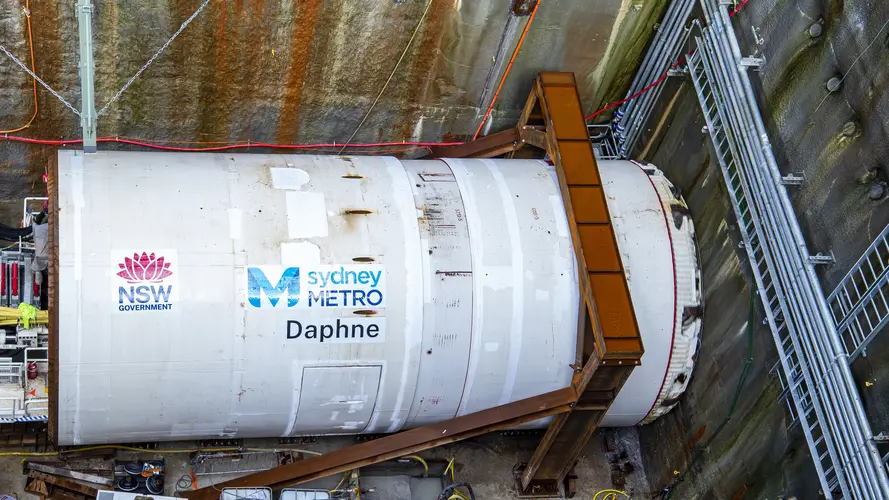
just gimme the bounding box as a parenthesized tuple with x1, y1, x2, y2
(180, 72, 643, 500)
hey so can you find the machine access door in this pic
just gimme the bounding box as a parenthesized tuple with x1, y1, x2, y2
(290, 365, 382, 435)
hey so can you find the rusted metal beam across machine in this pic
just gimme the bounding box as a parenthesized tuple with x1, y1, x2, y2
(518, 71, 644, 492)
(182, 387, 576, 500)
(428, 127, 520, 158)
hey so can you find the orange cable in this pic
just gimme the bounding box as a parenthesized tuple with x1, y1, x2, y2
(1, 0, 38, 134)
(472, 0, 541, 140)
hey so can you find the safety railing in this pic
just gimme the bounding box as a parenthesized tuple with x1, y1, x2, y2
(280, 490, 331, 500)
(686, 0, 889, 497)
(24, 398, 48, 416)
(588, 124, 622, 160)
(0, 362, 23, 387)
(827, 222, 889, 360)
(0, 397, 22, 418)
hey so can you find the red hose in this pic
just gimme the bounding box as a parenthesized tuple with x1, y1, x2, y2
(585, 0, 751, 122)
(472, 0, 542, 140)
(2, 136, 463, 152)
(11, 264, 18, 299)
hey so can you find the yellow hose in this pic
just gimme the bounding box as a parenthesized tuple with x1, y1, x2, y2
(444, 458, 470, 500)
(445, 457, 457, 482)
(593, 489, 629, 500)
(402, 454, 429, 476)
(0, 450, 56, 457)
(0, 305, 48, 327)
(329, 470, 349, 493)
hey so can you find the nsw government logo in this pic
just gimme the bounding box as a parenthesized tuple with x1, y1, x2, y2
(113, 250, 179, 312)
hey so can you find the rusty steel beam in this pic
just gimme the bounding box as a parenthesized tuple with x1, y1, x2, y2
(518, 126, 548, 150)
(428, 127, 520, 158)
(48, 152, 60, 445)
(27, 470, 99, 498)
(25, 461, 112, 486)
(518, 72, 643, 494)
(181, 387, 576, 500)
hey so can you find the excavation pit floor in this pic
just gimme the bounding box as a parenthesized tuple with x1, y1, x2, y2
(0, 428, 649, 499)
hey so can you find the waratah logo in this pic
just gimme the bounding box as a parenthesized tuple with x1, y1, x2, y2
(117, 252, 173, 283)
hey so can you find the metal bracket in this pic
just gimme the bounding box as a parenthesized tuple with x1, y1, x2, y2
(780, 172, 805, 185)
(873, 432, 889, 443)
(750, 26, 766, 45)
(668, 67, 689, 77)
(739, 56, 765, 70)
(808, 252, 835, 265)
(751, 26, 764, 46)
(514, 464, 560, 498)
(76, 0, 97, 153)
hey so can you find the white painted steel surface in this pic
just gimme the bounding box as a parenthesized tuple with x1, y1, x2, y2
(597, 161, 702, 426)
(54, 151, 700, 445)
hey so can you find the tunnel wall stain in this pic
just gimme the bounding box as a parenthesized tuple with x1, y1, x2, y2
(0, 0, 665, 224)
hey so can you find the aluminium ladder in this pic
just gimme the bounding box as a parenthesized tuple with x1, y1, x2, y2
(686, 0, 889, 496)
(687, 46, 840, 495)
(827, 223, 889, 360)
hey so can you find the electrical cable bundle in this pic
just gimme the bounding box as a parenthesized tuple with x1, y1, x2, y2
(0, 221, 32, 242)
(437, 482, 476, 500)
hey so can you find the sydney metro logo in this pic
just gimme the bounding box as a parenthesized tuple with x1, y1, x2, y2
(248, 267, 300, 308)
(246, 265, 385, 309)
(116, 251, 176, 312)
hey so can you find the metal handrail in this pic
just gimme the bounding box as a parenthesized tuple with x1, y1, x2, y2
(24, 347, 48, 373)
(709, 1, 888, 493)
(0, 362, 24, 387)
(24, 398, 48, 416)
(0, 397, 22, 417)
(688, 46, 842, 492)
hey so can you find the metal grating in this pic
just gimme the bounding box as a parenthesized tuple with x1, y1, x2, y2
(0, 363, 23, 386)
(827, 223, 889, 360)
(686, 0, 889, 497)
(588, 124, 622, 160)
(280, 490, 331, 500)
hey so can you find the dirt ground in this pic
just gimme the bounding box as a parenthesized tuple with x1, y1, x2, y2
(0, 428, 649, 499)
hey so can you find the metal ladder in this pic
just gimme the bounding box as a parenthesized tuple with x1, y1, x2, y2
(775, 223, 889, 430)
(686, 0, 889, 496)
(687, 47, 839, 495)
(827, 223, 889, 360)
